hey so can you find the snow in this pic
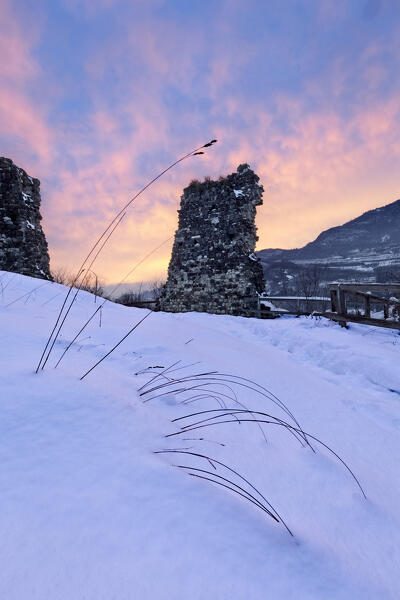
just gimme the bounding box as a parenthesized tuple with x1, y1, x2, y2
(261, 295, 330, 301)
(22, 191, 33, 203)
(26, 219, 35, 229)
(233, 189, 244, 197)
(1, 271, 400, 599)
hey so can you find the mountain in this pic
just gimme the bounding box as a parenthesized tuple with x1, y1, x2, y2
(257, 199, 400, 294)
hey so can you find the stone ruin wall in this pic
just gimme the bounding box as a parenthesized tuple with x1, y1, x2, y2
(0, 157, 52, 280)
(159, 164, 265, 317)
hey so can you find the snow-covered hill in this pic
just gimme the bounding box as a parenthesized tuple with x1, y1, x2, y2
(1, 271, 400, 599)
(258, 199, 400, 293)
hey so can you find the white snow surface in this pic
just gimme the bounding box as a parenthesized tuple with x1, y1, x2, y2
(22, 191, 33, 203)
(1, 271, 400, 599)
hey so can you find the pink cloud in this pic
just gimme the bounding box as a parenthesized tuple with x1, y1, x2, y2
(0, 2, 38, 81)
(46, 89, 400, 283)
(2, 2, 399, 287)
(0, 89, 52, 164)
(0, 1, 52, 166)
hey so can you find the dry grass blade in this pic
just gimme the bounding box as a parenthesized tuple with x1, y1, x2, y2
(39, 213, 126, 371)
(142, 376, 270, 444)
(4, 281, 48, 308)
(140, 372, 222, 397)
(35, 268, 85, 373)
(188, 375, 310, 447)
(180, 393, 228, 409)
(54, 236, 173, 369)
(172, 408, 306, 446)
(54, 306, 101, 368)
(137, 361, 183, 391)
(210, 373, 304, 437)
(140, 371, 308, 447)
(80, 310, 152, 380)
(36, 140, 217, 372)
(138, 360, 203, 392)
(166, 417, 366, 499)
(1, 273, 16, 293)
(187, 472, 278, 521)
(177, 464, 279, 520)
(155, 449, 293, 535)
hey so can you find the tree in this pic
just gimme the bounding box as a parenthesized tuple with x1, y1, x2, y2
(293, 265, 328, 312)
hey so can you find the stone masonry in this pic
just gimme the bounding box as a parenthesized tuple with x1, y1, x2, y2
(159, 164, 265, 317)
(0, 157, 52, 280)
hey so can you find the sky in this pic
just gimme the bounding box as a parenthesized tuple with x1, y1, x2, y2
(1, 0, 400, 285)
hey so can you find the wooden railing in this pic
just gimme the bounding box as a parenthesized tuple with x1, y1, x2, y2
(326, 283, 400, 329)
(260, 295, 330, 315)
(260, 284, 400, 329)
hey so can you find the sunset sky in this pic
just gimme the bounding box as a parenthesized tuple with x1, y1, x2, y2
(1, 0, 399, 284)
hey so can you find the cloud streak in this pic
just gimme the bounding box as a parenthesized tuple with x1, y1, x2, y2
(0, 1, 52, 165)
(1, 0, 400, 284)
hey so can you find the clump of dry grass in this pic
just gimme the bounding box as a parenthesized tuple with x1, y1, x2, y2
(137, 364, 367, 536)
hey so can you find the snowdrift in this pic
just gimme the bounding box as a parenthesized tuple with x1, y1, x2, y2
(1, 271, 399, 599)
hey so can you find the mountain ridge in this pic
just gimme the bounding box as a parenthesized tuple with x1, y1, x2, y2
(257, 198, 400, 293)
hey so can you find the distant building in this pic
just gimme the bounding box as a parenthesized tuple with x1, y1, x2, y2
(160, 164, 265, 317)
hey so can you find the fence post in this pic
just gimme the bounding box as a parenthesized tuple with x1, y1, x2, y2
(330, 288, 338, 312)
(337, 285, 347, 327)
(364, 295, 371, 318)
(384, 302, 389, 319)
(338, 285, 346, 315)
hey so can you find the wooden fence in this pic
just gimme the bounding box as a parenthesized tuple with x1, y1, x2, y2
(326, 283, 400, 330)
(261, 283, 400, 330)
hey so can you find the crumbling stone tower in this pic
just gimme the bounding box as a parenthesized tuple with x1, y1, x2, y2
(160, 164, 265, 317)
(0, 157, 52, 280)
